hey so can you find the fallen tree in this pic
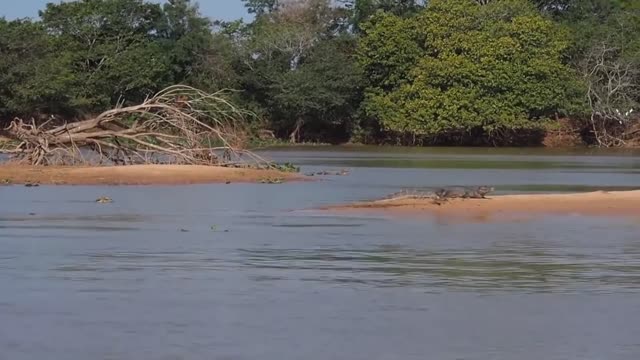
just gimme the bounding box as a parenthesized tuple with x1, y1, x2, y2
(0, 85, 271, 166)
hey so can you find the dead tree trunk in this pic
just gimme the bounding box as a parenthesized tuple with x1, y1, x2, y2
(289, 118, 304, 144)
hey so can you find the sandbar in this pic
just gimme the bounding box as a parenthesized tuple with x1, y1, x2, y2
(320, 190, 640, 220)
(0, 164, 306, 185)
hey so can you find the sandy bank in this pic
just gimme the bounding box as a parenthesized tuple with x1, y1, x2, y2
(0, 164, 306, 185)
(321, 190, 640, 220)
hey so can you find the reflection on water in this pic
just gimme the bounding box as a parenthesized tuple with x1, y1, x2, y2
(239, 247, 640, 292)
(53, 252, 230, 275)
(2, 147, 640, 360)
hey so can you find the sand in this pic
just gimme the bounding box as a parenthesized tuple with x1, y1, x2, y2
(0, 164, 306, 185)
(321, 190, 640, 221)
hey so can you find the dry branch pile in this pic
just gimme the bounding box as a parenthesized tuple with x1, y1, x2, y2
(1, 85, 268, 166)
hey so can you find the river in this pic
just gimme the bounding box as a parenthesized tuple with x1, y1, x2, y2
(1, 146, 640, 360)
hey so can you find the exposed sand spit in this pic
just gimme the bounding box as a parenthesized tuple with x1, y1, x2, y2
(320, 190, 640, 220)
(0, 164, 306, 185)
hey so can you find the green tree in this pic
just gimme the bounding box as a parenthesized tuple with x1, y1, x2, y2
(358, 0, 583, 145)
(39, 0, 170, 113)
(186, 33, 243, 93)
(0, 19, 74, 119)
(31, 0, 219, 116)
(242, 0, 279, 16)
(357, 11, 421, 90)
(563, 0, 640, 145)
(343, 0, 424, 31)
(236, 0, 362, 142)
(267, 36, 363, 142)
(156, 0, 215, 85)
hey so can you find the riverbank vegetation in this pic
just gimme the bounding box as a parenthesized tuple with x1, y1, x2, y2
(1, 0, 639, 148)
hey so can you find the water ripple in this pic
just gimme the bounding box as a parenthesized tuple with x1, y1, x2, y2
(237, 247, 640, 293)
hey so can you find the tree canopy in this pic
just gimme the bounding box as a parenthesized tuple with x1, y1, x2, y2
(1, 0, 638, 146)
(358, 0, 585, 144)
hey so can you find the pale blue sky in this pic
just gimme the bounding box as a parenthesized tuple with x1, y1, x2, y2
(1, 0, 251, 21)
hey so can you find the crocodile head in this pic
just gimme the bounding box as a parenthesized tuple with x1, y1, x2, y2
(476, 186, 495, 195)
(434, 188, 448, 198)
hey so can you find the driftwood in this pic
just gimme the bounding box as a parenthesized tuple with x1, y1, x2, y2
(0, 85, 270, 167)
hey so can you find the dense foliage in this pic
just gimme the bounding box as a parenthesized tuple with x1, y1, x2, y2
(358, 0, 584, 144)
(1, 0, 638, 146)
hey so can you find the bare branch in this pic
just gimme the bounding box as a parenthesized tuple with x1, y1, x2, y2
(580, 41, 640, 147)
(0, 85, 271, 167)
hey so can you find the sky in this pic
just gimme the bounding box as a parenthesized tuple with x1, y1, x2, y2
(0, 0, 251, 21)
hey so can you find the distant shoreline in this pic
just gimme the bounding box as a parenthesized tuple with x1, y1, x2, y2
(319, 190, 640, 221)
(0, 164, 307, 186)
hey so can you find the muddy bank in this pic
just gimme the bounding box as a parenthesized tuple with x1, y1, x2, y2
(0, 164, 306, 185)
(321, 190, 640, 220)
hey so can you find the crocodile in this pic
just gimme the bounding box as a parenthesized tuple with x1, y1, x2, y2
(96, 196, 113, 203)
(376, 189, 442, 205)
(305, 169, 350, 176)
(465, 185, 494, 199)
(377, 186, 495, 204)
(436, 186, 494, 199)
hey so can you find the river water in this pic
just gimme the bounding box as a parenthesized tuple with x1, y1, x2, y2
(1, 146, 640, 360)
